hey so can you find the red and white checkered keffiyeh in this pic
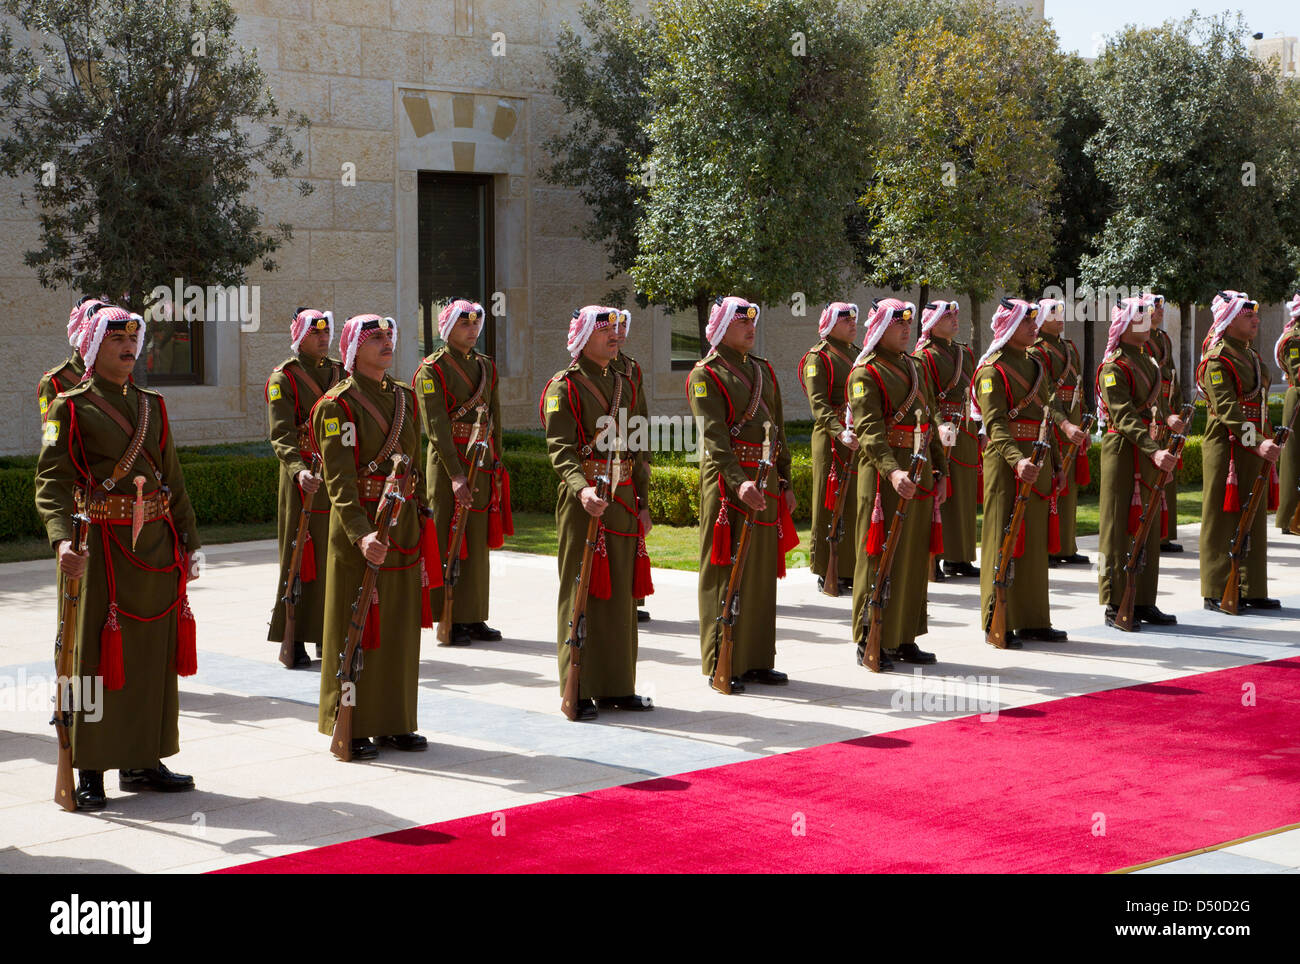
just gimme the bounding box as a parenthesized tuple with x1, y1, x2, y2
(67, 296, 104, 349)
(818, 301, 858, 339)
(78, 305, 145, 372)
(854, 298, 913, 364)
(340, 314, 397, 373)
(1104, 297, 1148, 356)
(1274, 293, 1300, 368)
(290, 308, 334, 353)
(1203, 290, 1248, 353)
(567, 305, 618, 359)
(1037, 298, 1064, 328)
(916, 300, 957, 349)
(970, 299, 1033, 422)
(706, 296, 759, 350)
(437, 299, 484, 341)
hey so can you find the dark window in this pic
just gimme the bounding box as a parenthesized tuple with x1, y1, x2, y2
(144, 316, 204, 385)
(418, 172, 495, 356)
(670, 309, 701, 370)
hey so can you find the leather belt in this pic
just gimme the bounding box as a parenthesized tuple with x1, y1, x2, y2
(1009, 419, 1046, 441)
(732, 439, 763, 462)
(1242, 402, 1261, 418)
(1058, 387, 1075, 406)
(357, 475, 412, 501)
(296, 425, 310, 450)
(451, 421, 475, 442)
(85, 490, 170, 524)
(582, 458, 634, 482)
(885, 424, 928, 449)
(939, 401, 965, 422)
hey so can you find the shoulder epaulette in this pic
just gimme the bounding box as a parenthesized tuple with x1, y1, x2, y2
(1102, 348, 1123, 364)
(322, 378, 352, 401)
(42, 360, 74, 380)
(694, 351, 719, 369)
(134, 384, 164, 399)
(57, 379, 92, 399)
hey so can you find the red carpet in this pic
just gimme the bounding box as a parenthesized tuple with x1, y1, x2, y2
(219, 658, 1300, 873)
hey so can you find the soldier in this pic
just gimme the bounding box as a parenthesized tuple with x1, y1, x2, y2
(1033, 298, 1091, 566)
(1198, 292, 1282, 611)
(688, 296, 798, 693)
(1096, 297, 1184, 628)
(1144, 293, 1185, 552)
(915, 299, 979, 579)
(973, 298, 1066, 647)
(798, 301, 861, 594)
(311, 314, 430, 758)
(612, 307, 653, 622)
(412, 299, 508, 645)
(543, 306, 653, 720)
(38, 296, 103, 423)
(848, 299, 948, 670)
(265, 308, 343, 668)
(1273, 293, 1300, 534)
(36, 305, 202, 810)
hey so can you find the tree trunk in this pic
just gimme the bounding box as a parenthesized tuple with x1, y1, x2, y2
(695, 291, 711, 358)
(1179, 300, 1196, 403)
(1082, 311, 1096, 413)
(968, 293, 982, 356)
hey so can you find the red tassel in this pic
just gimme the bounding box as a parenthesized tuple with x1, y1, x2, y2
(100, 602, 125, 691)
(1160, 491, 1169, 540)
(865, 487, 885, 556)
(589, 528, 612, 599)
(499, 467, 514, 536)
(929, 495, 944, 554)
(362, 590, 381, 650)
(1127, 475, 1143, 535)
(633, 524, 655, 598)
(420, 586, 434, 629)
(823, 465, 839, 511)
(1048, 493, 1062, 554)
(710, 498, 732, 567)
(487, 499, 504, 549)
(777, 494, 799, 556)
(422, 515, 443, 589)
(1075, 446, 1090, 486)
(1268, 462, 1279, 512)
(1223, 452, 1240, 512)
(176, 596, 197, 677)
(299, 531, 317, 583)
(946, 474, 953, 498)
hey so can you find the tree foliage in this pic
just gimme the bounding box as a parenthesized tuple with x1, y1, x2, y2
(0, 0, 310, 310)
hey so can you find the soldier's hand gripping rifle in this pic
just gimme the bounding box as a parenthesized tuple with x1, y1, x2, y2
(52, 507, 90, 811)
(985, 412, 1051, 649)
(1114, 402, 1193, 631)
(821, 405, 854, 598)
(861, 419, 933, 672)
(330, 454, 412, 760)
(438, 405, 491, 645)
(561, 438, 623, 720)
(713, 422, 780, 694)
(1221, 403, 1300, 614)
(278, 453, 322, 668)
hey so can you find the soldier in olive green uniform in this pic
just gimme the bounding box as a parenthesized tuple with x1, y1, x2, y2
(413, 299, 508, 645)
(1198, 292, 1283, 610)
(688, 297, 798, 693)
(36, 306, 201, 809)
(915, 300, 979, 578)
(38, 296, 102, 423)
(973, 298, 1066, 646)
(1096, 298, 1183, 628)
(1033, 299, 1090, 566)
(612, 307, 654, 622)
(799, 301, 861, 593)
(312, 315, 428, 759)
(543, 306, 654, 720)
(1273, 293, 1300, 533)
(1145, 294, 1185, 550)
(266, 308, 343, 667)
(849, 299, 947, 670)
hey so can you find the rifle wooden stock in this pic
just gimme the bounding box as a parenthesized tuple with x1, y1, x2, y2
(862, 429, 932, 672)
(53, 511, 89, 811)
(561, 452, 620, 720)
(1220, 412, 1297, 614)
(985, 420, 1051, 649)
(330, 455, 411, 761)
(1114, 403, 1193, 632)
(279, 453, 322, 668)
(713, 428, 780, 694)
(438, 407, 490, 645)
(820, 447, 854, 597)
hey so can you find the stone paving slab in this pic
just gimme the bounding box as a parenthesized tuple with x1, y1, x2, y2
(2, 521, 1299, 873)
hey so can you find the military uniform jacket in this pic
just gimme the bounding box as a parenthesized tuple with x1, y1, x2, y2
(799, 335, 861, 579)
(915, 336, 977, 458)
(266, 355, 344, 479)
(36, 374, 200, 770)
(1034, 332, 1083, 428)
(1146, 326, 1180, 412)
(975, 347, 1060, 490)
(1276, 321, 1300, 528)
(850, 348, 948, 485)
(38, 353, 86, 423)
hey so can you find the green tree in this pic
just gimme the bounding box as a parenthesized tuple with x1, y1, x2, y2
(0, 0, 309, 320)
(630, 0, 875, 350)
(859, 6, 1063, 353)
(1082, 14, 1300, 397)
(542, 0, 662, 307)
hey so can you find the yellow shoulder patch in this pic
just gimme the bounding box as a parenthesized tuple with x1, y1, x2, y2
(1102, 372, 1116, 387)
(42, 420, 59, 445)
(979, 377, 993, 395)
(693, 382, 707, 397)
(39, 396, 49, 414)
(1210, 370, 1223, 385)
(268, 384, 281, 400)
(805, 363, 817, 379)
(545, 395, 561, 413)
(422, 378, 436, 395)
(1290, 347, 1298, 358)
(324, 417, 341, 437)
(851, 381, 865, 398)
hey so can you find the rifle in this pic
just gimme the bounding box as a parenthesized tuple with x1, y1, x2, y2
(278, 453, 322, 668)
(1221, 404, 1300, 614)
(821, 409, 854, 597)
(561, 439, 623, 720)
(438, 406, 490, 645)
(1113, 402, 1193, 631)
(861, 418, 932, 672)
(330, 454, 412, 761)
(985, 412, 1051, 648)
(713, 422, 779, 694)
(929, 429, 956, 584)
(52, 507, 90, 811)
